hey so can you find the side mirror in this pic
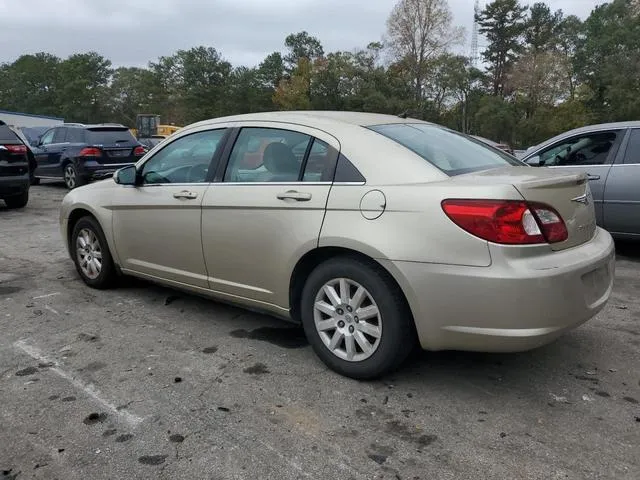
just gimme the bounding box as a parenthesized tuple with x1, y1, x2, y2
(526, 155, 542, 166)
(114, 165, 137, 185)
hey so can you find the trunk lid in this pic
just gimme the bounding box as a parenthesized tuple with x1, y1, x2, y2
(454, 166, 597, 250)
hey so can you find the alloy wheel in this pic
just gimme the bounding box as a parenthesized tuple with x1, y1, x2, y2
(76, 228, 102, 280)
(313, 278, 382, 362)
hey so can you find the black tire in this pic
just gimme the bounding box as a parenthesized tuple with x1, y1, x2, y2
(4, 190, 29, 209)
(300, 256, 416, 379)
(71, 216, 117, 289)
(63, 163, 86, 190)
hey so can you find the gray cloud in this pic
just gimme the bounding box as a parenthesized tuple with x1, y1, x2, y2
(0, 0, 603, 67)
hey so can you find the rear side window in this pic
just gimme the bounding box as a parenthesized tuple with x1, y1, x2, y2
(66, 128, 86, 143)
(87, 128, 137, 145)
(52, 128, 66, 143)
(623, 129, 640, 164)
(369, 123, 523, 176)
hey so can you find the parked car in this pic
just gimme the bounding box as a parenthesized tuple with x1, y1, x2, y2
(522, 121, 640, 240)
(59, 111, 614, 379)
(0, 120, 31, 208)
(31, 123, 146, 189)
(470, 135, 515, 155)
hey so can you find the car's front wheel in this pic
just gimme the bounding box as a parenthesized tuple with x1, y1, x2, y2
(71, 216, 117, 289)
(300, 256, 416, 379)
(3, 190, 29, 209)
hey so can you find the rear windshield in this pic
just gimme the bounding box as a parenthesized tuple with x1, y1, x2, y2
(87, 128, 137, 145)
(0, 125, 20, 143)
(369, 123, 524, 176)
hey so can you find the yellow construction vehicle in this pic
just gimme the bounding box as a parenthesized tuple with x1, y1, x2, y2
(131, 114, 182, 140)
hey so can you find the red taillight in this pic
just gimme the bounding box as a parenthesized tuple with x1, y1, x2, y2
(441, 199, 568, 245)
(3, 144, 27, 154)
(133, 146, 145, 156)
(79, 147, 102, 157)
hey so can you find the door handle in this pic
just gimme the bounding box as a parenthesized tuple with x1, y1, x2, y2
(173, 190, 198, 199)
(587, 174, 600, 181)
(277, 190, 312, 201)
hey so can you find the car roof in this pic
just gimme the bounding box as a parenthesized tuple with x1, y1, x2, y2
(526, 121, 640, 155)
(190, 110, 430, 130)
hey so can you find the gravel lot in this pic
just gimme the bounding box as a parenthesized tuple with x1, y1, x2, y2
(1, 183, 639, 480)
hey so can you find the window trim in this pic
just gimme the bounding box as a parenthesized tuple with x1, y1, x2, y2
(136, 127, 230, 186)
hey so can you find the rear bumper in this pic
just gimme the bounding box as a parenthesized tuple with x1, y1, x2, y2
(78, 161, 135, 180)
(385, 227, 615, 352)
(0, 174, 29, 197)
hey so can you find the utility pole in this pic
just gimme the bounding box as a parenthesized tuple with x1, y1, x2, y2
(471, 0, 480, 67)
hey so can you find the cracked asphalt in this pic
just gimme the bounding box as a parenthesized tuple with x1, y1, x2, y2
(1, 183, 639, 480)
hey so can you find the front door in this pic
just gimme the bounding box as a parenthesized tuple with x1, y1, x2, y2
(603, 128, 640, 236)
(34, 128, 67, 177)
(527, 129, 624, 227)
(201, 124, 339, 309)
(111, 127, 228, 288)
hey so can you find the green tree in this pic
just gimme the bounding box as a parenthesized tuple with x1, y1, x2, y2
(0, 53, 61, 117)
(57, 52, 112, 123)
(574, 0, 640, 121)
(476, 0, 527, 97)
(109, 67, 166, 126)
(283, 31, 324, 71)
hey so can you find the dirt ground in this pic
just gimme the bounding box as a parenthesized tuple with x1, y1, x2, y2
(1, 183, 639, 480)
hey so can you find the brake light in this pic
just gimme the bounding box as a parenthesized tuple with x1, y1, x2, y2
(441, 199, 568, 245)
(79, 147, 101, 157)
(2, 144, 27, 154)
(133, 146, 145, 156)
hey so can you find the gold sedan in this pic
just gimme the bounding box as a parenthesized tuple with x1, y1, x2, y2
(59, 112, 615, 378)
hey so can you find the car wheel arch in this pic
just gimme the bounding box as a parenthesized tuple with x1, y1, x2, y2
(288, 246, 414, 327)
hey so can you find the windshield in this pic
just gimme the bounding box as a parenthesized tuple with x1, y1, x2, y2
(369, 123, 524, 176)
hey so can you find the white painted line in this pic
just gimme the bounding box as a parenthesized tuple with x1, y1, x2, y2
(13, 340, 144, 427)
(44, 305, 59, 315)
(33, 292, 61, 299)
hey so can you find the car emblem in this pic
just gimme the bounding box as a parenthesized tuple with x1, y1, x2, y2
(571, 192, 590, 205)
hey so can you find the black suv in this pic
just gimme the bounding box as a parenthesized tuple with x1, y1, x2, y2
(32, 123, 145, 189)
(0, 120, 31, 209)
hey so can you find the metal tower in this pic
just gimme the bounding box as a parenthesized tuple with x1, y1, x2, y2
(471, 0, 480, 66)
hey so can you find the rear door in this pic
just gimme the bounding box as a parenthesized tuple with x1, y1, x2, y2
(200, 123, 339, 309)
(525, 129, 624, 227)
(602, 128, 640, 236)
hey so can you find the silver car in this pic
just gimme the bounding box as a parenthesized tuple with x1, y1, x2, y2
(522, 121, 640, 240)
(60, 112, 615, 379)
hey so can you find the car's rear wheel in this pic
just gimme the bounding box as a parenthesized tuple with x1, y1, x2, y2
(63, 163, 86, 190)
(300, 256, 416, 379)
(71, 216, 117, 289)
(4, 190, 29, 209)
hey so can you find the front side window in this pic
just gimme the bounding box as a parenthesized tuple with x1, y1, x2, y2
(224, 128, 312, 183)
(535, 131, 620, 167)
(39, 129, 55, 146)
(141, 129, 226, 184)
(369, 123, 523, 176)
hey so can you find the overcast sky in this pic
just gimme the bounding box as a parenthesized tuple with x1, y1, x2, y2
(0, 0, 604, 68)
